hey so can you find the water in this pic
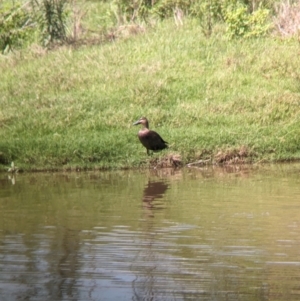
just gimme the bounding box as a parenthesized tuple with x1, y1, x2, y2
(1, 164, 300, 301)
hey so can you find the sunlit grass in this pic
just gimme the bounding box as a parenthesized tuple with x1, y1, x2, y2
(1, 20, 300, 170)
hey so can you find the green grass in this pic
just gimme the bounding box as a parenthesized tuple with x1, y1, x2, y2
(1, 19, 300, 171)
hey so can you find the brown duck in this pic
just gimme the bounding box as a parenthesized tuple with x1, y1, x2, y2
(133, 117, 168, 155)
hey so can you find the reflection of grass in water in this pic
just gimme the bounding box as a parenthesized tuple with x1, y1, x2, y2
(1, 19, 300, 171)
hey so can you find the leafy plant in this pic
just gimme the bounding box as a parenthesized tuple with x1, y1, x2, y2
(224, 3, 270, 38)
(0, 1, 35, 53)
(246, 6, 271, 37)
(31, 0, 69, 46)
(224, 3, 250, 38)
(191, 0, 223, 36)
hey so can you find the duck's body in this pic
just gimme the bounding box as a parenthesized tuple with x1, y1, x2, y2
(133, 117, 168, 155)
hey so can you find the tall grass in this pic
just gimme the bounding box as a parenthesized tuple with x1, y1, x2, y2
(1, 19, 300, 171)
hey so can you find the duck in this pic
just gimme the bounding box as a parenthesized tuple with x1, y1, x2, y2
(133, 117, 168, 155)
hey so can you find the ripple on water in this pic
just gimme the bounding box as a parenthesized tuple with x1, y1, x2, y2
(1, 167, 300, 300)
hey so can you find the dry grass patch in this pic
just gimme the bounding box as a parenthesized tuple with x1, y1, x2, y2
(149, 154, 182, 169)
(273, 0, 300, 36)
(214, 146, 254, 164)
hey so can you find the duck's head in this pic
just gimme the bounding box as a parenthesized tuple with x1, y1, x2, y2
(133, 117, 149, 128)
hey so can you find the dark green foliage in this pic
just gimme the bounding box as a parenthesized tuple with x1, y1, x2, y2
(32, 0, 69, 46)
(0, 0, 70, 52)
(0, 2, 34, 53)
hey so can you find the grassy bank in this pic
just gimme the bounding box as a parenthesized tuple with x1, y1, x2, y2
(1, 20, 300, 171)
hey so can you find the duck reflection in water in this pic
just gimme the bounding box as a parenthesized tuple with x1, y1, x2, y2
(142, 180, 169, 213)
(132, 180, 170, 299)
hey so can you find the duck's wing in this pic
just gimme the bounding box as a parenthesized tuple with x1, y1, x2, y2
(147, 130, 168, 150)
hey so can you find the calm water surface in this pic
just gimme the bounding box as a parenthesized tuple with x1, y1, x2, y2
(1, 164, 300, 301)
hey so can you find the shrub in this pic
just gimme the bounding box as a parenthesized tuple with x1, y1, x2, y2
(224, 3, 250, 38)
(31, 0, 69, 46)
(224, 3, 271, 38)
(0, 1, 35, 53)
(246, 6, 271, 37)
(191, 0, 223, 36)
